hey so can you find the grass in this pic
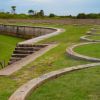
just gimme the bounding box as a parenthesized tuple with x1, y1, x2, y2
(95, 30, 100, 34)
(0, 34, 24, 67)
(89, 35, 100, 40)
(11, 24, 90, 84)
(74, 43, 100, 58)
(28, 66, 100, 100)
(0, 23, 98, 100)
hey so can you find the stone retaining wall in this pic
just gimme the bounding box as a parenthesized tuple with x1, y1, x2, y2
(80, 35, 100, 42)
(0, 19, 100, 25)
(0, 24, 56, 39)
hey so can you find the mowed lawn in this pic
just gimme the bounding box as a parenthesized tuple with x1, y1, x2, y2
(28, 66, 100, 100)
(89, 35, 100, 40)
(0, 34, 24, 67)
(0, 24, 100, 100)
(74, 43, 100, 58)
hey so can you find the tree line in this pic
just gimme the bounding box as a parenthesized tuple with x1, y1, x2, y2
(0, 6, 56, 19)
(77, 13, 100, 19)
(0, 6, 100, 19)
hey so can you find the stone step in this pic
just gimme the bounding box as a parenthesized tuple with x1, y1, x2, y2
(17, 44, 47, 48)
(15, 47, 40, 51)
(8, 58, 20, 65)
(10, 57, 21, 61)
(8, 44, 48, 65)
(12, 54, 29, 58)
(13, 50, 34, 54)
(9, 59, 19, 63)
(8, 61, 17, 65)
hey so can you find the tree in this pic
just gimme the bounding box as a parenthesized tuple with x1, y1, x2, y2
(28, 9, 35, 16)
(11, 6, 16, 14)
(49, 13, 56, 17)
(77, 13, 86, 19)
(39, 10, 44, 17)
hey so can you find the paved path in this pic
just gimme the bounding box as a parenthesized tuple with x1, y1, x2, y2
(19, 28, 63, 44)
(9, 27, 100, 100)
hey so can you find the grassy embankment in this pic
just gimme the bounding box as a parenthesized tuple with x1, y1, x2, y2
(0, 34, 24, 67)
(74, 43, 100, 59)
(26, 24, 100, 100)
(0, 23, 99, 100)
(89, 35, 100, 40)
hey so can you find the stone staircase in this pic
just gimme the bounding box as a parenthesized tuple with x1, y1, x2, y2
(8, 44, 47, 65)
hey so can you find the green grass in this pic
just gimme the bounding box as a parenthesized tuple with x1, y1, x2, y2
(95, 30, 100, 34)
(0, 23, 98, 100)
(0, 77, 19, 100)
(74, 43, 100, 58)
(89, 35, 100, 40)
(28, 66, 100, 100)
(0, 34, 24, 67)
(11, 25, 90, 84)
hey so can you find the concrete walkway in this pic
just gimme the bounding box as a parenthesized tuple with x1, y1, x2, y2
(19, 28, 63, 45)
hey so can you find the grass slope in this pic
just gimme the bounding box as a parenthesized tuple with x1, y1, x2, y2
(28, 66, 100, 100)
(74, 43, 100, 58)
(89, 35, 100, 40)
(0, 34, 24, 67)
(0, 24, 96, 100)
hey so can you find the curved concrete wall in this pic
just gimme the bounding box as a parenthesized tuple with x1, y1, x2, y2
(9, 62, 100, 100)
(0, 24, 57, 39)
(80, 35, 100, 42)
(67, 42, 100, 62)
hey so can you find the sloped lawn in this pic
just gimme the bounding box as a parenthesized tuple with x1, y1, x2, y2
(0, 34, 24, 67)
(0, 24, 97, 100)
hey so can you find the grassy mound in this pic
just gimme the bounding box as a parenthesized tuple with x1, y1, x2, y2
(0, 24, 97, 100)
(89, 35, 100, 40)
(95, 30, 100, 34)
(0, 34, 24, 67)
(74, 43, 100, 59)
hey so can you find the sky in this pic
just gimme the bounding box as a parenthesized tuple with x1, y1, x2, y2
(0, 0, 100, 15)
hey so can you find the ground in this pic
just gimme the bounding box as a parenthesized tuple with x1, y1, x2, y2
(89, 35, 100, 40)
(74, 43, 100, 58)
(0, 34, 24, 67)
(0, 23, 100, 100)
(28, 66, 100, 100)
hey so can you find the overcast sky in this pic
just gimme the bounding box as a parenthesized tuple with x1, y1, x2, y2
(0, 0, 100, 15)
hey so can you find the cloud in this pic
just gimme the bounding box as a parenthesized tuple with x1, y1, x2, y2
(31, 0, 52, 3)
(11, 0, 52, 4)
(8, 0, 53, 7)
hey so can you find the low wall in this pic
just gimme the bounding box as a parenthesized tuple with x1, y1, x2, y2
(0, 19, 100, 25)
(0, 24, 56, 39)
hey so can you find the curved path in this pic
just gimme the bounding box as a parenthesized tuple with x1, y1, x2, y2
(67, 42, 100, 62)
(67, 28, 100, 62)
(9, 27, 100, 100)
(0, 27, 64, 76)
(80, 35, 100, 42)
(9, 63, 100, 100)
